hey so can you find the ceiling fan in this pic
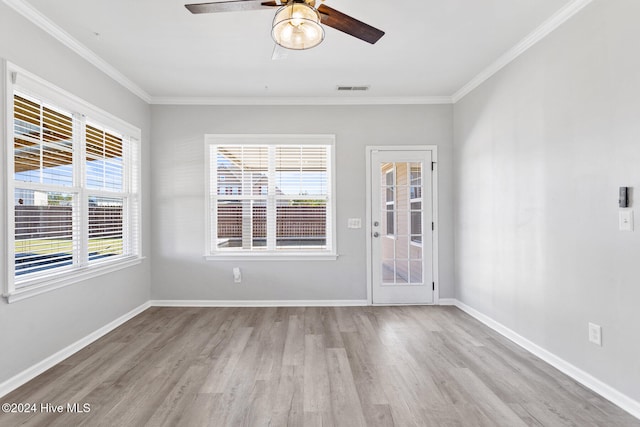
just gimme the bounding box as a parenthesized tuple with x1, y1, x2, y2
(185, 0, 385, 51)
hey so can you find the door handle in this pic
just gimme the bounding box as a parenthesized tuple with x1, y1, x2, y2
(373, 232, 380, 238)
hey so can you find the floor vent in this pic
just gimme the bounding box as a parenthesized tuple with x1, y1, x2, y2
(336, 85, 370, 91)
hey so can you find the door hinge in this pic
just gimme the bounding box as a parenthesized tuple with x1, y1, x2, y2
(431, 222, 434, 230)
(432, 282, 435, 291)
(431, 162, 435, 171)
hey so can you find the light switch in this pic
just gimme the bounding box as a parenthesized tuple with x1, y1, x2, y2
(347, 218, 362, 229)
(619, 210, 633, 231)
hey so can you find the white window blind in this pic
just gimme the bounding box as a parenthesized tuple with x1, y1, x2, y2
(5, 63, 142, 301)
(14, 94, 74, 186)
(207, 135, 335, 258)
(14, 191, 78, 277)
(86, 123, 124, 191)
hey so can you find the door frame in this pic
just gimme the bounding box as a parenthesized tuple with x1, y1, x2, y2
(365, 146, 439, 305)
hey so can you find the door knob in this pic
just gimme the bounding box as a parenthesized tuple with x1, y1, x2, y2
(373, 232, 380, 238)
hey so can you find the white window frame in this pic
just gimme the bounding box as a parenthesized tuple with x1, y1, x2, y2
(205, 134, 337, 261)
(1, 61, 142, 303)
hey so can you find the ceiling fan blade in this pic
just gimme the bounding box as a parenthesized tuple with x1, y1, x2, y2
(317, 4, 384, 44)
(185, 0, 279, 14)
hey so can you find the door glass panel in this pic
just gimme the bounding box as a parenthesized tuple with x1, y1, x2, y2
(384, 167, 395, 236)
(410, 261, 422, 283)
(379, 162, 423, 285)
(386, 207, 394, 236)
(395, 260, 409, 283)
(410, 201, 422, 244)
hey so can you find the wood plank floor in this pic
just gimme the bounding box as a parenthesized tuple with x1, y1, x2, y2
(1, 306, 638, 426)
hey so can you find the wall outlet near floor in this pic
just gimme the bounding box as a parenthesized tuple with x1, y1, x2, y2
(588, 322, 602, 346)
(233, 267, 241, 283)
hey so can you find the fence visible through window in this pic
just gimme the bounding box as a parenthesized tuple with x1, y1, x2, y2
(15, 204, 123, 276)
(209, 138, 335, 255)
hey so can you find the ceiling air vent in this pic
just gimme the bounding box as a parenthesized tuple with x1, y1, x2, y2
(336, 85, 370, 91)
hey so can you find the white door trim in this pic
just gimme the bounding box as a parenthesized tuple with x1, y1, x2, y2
(365, 146, 439, 305)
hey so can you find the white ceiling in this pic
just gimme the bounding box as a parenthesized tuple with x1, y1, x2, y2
(20, 0, 575, 101)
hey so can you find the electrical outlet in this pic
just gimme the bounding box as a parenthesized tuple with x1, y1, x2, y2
(233, 267, 241, 283)
(347, 218, 362, 229)
(588, 323, 602, 346)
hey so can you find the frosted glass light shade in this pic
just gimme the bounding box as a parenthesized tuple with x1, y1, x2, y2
(272, 3, 324, 50)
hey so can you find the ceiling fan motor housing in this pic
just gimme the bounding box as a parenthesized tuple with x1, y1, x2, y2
(272, 2, 325, 50)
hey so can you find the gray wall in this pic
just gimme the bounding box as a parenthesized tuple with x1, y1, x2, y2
(0, 3, 152, 384)
(150, 104, 454, 301)
(453, 0, 640, 402)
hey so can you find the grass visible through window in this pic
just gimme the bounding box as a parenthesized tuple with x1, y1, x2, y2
(15, 238, 123, 256)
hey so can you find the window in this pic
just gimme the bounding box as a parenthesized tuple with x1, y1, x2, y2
(410, 164, 422, 244)
(382, 163, 422, 243)
(385, 169, 395, 236)
(4, 63, 141, 302)
(206, 135, 336, 259)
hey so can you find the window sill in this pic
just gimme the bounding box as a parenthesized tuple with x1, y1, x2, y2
(4, 256, 145, 304)
(205, 253, 338, 261)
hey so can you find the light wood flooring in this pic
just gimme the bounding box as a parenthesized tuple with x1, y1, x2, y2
(1, 306, 638, 426)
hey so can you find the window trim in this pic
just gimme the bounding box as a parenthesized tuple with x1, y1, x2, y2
(204, 134, 337, 260)
(2, 61, 143, 303)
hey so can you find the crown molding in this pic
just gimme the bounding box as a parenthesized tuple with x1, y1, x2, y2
(2, 0, 152, 103)
(150, 96, 453, 106)
(451, 0, 594, 103)
(4, 0, 592, 107)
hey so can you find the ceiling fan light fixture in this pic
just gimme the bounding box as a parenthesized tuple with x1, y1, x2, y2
(272, 2, 324, 50)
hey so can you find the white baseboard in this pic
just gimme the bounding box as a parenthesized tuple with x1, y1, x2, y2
(452, 299, 640, 420)
(0, 301, 151, 399)
(438, 298, 457, 306)
(150, 299, 368, 307)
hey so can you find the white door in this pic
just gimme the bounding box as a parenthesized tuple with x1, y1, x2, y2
(370, 149, 434, 304)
